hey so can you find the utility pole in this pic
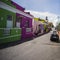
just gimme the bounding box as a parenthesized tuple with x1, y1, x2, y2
(57, 16, 60, 33)
(57, 16, 60, 24)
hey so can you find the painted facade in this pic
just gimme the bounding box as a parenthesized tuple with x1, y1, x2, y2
(33, 18, 49, 36)
(0, 0, 21, 44)
(0, 0, 33, 44)
(12, 2, 33, 39)
(33, 18, 44, 35)
(0, 0, 51, 44)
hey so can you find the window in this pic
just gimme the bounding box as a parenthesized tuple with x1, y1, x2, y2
(16, 16, 22, 28)
(6, 15, 13, 28)
(25, 20, 29, 28)
(7, 15, 12, 21)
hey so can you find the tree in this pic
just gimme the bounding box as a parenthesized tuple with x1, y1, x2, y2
(56, 23, 60, 31)
(48, 22, 54, 28)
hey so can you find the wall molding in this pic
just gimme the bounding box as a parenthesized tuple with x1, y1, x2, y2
(0, 1, 33, 19)
(0, 34, 21, 40)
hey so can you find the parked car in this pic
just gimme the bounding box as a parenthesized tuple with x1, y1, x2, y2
(50, 30, 59, 42)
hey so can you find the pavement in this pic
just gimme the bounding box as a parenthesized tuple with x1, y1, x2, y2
(0, 32, 60, 60)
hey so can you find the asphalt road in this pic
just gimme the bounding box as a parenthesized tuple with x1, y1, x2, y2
(0, 32, 60, 60)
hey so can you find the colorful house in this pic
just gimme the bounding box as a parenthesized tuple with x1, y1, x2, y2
(0, 0, 33, 44)
(0, 0, 22, 44)
(12, 1, 33, 40)
(33, 17, 50, 36)
(0, 0, 23, 44)
(33, 18, 44, 36)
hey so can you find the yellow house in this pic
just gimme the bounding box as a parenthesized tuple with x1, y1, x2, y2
(34, 18, 47, 23)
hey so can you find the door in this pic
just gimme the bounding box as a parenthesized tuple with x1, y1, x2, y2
(7, 15, 13, 28)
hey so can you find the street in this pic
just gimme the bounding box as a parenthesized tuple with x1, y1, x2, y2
(0, 32, 60, 60)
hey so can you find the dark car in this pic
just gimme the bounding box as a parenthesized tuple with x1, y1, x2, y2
(50, 31, 59, 42)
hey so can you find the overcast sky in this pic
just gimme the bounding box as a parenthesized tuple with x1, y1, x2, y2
(12, 0, 60, 15)
(12, 0, 60, 26)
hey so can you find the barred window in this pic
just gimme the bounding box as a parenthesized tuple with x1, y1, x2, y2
(16, 16, 22, 28)
(25, 20, 29, 28)
(7, 15, 13, 28)
(16, 16, 22, 22)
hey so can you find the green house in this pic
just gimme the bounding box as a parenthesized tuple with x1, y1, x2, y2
(0, 0, 21, 44)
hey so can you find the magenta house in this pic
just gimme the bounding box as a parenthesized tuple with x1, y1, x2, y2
(12, 1, 33, 40)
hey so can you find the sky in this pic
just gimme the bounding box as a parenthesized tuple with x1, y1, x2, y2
(12, 0, 60, 26)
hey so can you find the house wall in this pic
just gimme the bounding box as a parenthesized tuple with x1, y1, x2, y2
(0, 1, 22, 44)
(33, 18, 45, 35)
(16, 13, 33, 39)
(0, 0, 33, 44)
(0, 8, 16, 28)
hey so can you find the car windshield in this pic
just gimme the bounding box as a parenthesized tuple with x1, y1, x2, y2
(53, 31, 56, 34)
